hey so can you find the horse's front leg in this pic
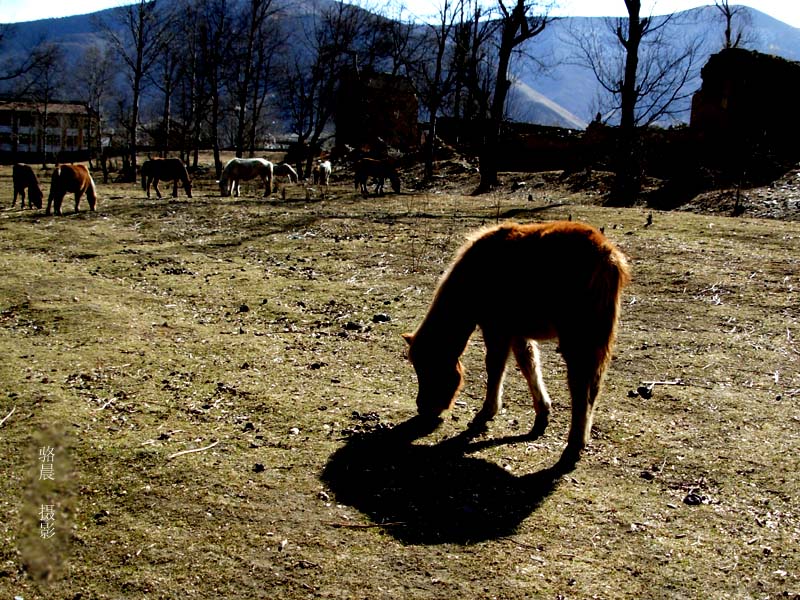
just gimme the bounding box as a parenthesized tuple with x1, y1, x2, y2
(470, 330, 511, 429)
(511, 338, 552, 438)
(172, 180, 179, 198)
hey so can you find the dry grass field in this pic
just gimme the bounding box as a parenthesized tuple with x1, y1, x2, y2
(0, 157, 798, 599)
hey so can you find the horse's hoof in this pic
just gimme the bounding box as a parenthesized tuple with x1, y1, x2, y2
(529, 414, 549, 439)
(555, 446, 582, 472)
(467, 413, 492, 434)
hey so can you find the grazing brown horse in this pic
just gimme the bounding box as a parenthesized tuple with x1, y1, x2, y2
(46, 164, 97, 216)
(11, 163, 43, 209)
(141, 157, 192, 198)
(354, 158, 400, 195)
(403, 221, 630, 467)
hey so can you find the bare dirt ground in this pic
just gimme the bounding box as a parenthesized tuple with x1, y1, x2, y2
(0, 157, 798, 599)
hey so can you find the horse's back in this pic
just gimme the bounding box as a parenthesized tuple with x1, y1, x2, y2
(452, 221, 629, 335)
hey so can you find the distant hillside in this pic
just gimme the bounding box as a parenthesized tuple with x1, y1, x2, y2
(1, 2, 798, 129)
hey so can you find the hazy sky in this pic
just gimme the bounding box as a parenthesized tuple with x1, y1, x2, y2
(0, 0, 798, 28)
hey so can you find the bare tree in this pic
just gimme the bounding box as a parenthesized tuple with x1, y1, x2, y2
(172, 0, 211, 169)
(197, 0, 234, 177)
(713, 0, 753, 49)
(374, 4, 422, 77)
(478, 0, 552, 192)
(450, 0, 494, 124)
(23, 43, 65, 167)
(409, 0, 461, 181)
(569, 1, 702, 204)
(228, 0, 283, 158)
(149, 35, 181, 157)
(102, 0, 177, 177)
(73, 44, 115, 177)
(278, 1, 379, 177)
(0, 25, 60, 93)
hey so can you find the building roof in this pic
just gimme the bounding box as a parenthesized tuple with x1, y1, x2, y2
(0, 101, 90, 115)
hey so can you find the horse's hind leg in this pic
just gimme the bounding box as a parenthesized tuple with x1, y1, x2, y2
(560, 340, 610, 466)
(511, 338, 552, 438)
(172, 180, 179, 198)
(470, 330, 511, 429)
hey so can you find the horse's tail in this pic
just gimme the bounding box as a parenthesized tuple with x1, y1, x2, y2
(586, 242, 631, 370)
(87, 171, 98, 209)
(181, 164, 192, 186)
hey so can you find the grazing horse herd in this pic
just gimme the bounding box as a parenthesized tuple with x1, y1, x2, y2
(6, 154, 630, 468)
(9, 153, 402, 216)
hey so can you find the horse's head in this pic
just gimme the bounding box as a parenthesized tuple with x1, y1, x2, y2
(403, 333, 464, 417)
(29, 185, 43, 209)
(217, 178, 229, 197)
(185, 180, 193, 198)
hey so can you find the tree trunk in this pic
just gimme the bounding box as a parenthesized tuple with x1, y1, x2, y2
(478, 16, 513, 192)
(611, 0, 644, 205)
(424, 114, 437, 181)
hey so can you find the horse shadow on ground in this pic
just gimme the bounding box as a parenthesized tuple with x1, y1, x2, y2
(320, 416, 567, 545)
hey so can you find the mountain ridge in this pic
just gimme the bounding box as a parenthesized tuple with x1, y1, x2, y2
(2, 2, 798, 129)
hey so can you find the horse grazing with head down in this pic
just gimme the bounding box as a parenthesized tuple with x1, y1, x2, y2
(141, 157, 192, 199)
(273, 162, 299, 184)
(354, 158, 399, 195)
(403, 221, 630, 469)
(218, 158, 273, 198)
(11, 163, 43, 209)
(46, 164, 97, 216)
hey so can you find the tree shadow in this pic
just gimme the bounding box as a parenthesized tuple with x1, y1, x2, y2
(320, 416, 567, 545)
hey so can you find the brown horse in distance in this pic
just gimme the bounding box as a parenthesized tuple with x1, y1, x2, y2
(141, 157, 192, 199)
(354, 158, 400, 195)
(46, 164, 97, 216)
(11, 163, 44, 209)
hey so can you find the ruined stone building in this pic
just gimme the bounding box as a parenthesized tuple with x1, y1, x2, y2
(690, 48, 800, 154)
